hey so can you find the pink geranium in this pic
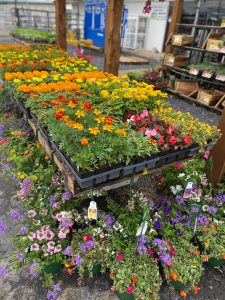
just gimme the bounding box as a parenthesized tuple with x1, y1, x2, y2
(117, 253, 124, 261)
(145, 128, 157, 137)
(126, 285, 135, 294)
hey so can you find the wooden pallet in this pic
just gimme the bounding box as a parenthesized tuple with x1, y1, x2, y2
(119, 56, 149, 64)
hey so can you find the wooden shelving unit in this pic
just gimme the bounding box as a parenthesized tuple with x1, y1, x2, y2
(165, 22, 225, 112)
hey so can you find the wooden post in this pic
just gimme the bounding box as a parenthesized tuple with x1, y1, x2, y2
(55, 0, 67, 50)
(165, 0, 184, 53)
(209, 106, 225, 184)
(104, 0, 124, 75)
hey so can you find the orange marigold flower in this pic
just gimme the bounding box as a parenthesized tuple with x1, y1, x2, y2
(41, 101, 49, 107)
(89, 127, 100, 135)
(194, 286, 200, 295)
(202, 255, 209, 262)
(109, 272, 115, 279)
(212, 224, 217, 231)
(171, 272, 179, 281)
(194, 248, 200, 255)
(81, 138, 88, 145)
(54, 108, 65, 120)
(103, 124, 113, 132)
(179, 290, 187, 298)
(116, 129, 127, 136)
(67, 268, 73, 276)
(131, 277, 137, 284)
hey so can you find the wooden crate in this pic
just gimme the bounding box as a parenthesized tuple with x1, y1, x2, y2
(164, 54, 188, 67)
(172, 34, 193, 46)
(206, 32, 225, 52)
(197, 89, 224, 106)
(175, 79, 199, 95)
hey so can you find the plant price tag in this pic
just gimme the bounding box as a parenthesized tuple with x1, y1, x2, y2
(189, 68, 199, 75)
(88, 201, 97, 220)
(183, 182, 193, 199)
(216, 74, 225, 82)
(136, 221, 148, 236)
(202, 71, 212, 79)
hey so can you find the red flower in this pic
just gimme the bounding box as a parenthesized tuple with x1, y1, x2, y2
(169, 136, 178, 145)
(158, 135, 165, 145)
(184, 135, 192, 144)
(194, 286, 200, 295)
(147, 248, 154, 255)
(105, 116, 115, 124)
(169, 248, 176, 256)
(117, 253, 124, 261)
(57, 94, 63, 99)
(84, 102, 93, 111)
(126, 285, 134, 294)
(175, 163, 184, 169)
(83, 235, 92, 241)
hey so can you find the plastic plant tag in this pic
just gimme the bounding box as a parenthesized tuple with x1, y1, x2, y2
(216, 74, 225, 82)
(88, 201, 97, 220)
(189, 68, 199, 75)
(183, 182, 193, 199)
(136, 221, 148, 236)
(202, 71, 212, 79)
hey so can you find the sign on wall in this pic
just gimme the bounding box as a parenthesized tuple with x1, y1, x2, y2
(150, 4, 168, 20)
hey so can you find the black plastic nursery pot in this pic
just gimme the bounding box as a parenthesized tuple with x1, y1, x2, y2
(207, 257, 225, 267)
(115, 291, 135, 300)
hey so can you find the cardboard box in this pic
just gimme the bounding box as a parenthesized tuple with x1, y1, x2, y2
(175, 79, 199, 95)
(197, 89, 224, 105)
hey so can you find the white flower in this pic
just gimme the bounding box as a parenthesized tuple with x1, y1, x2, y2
(202, 205, 208, 211)
(178, 173, 185, 178)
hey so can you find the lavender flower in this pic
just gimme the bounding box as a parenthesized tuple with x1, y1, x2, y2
(73, 253, 82, 265)
(18, 178, 33, 200)
(137, 235, 148, 256)
(198, 214, 209, 225)
(62, 191, 73, 202)
(207, 206, 218, 214)
(214, 193, 225, 206)
(0, 267, 6, 278)
(49, 196, 57, 206)
(47, 284, 62, 300)
(9, 209, 22, 219)
(17, 253, 24, 263)
(159, 253, 173, 265)
(29, 262, 39, 278)
(103, 215, 114, 227)
(63, 246, 72, 256)
(20, 226, 28, 236)
(0, 220, 7, 234)
(2, 163, 11, 171)
(80, 240, 95, 253)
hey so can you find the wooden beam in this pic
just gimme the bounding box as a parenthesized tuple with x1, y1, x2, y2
(55, 0, 67, 50)
(104, 0, 124, 75)
(209, 106, 225, 183)
(165, 0, 184, 54)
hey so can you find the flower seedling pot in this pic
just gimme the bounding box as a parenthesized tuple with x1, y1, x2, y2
(44, 262, 63, 274)
(207, 258, 225, 267)
(116, 291, 135, 300)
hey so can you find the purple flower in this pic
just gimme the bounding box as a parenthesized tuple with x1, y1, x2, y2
(49, 196, 57, 206)
(63, 246, 72, 256)
(0, 267, 6, 278)
(60, 219, 73, 228)
(103, 215, 114, 227)
(213, 193, 225, 206)
(80, 240, 95, 253)
(73, 254, 82, 265)
(47, 283, 62, 300)
(62, 191, 73, 202)
(198, 214, 209, 225)
(20, 226, 28, 236)
(0, 220, 7, 234)
(137, 235, 148, 256)
(9, 209, 22, 219)
(159, 253, 173, 266)
(29, 262, 39, 278)
(154, 220, 162, 230)
(18, 178, 33, 199)
(163, 205, 171, 214)
(207, 206, 218, 214)
(17, 253, 24, 263)
(191, 206, 200, 213)
(2, 163, 11, 171)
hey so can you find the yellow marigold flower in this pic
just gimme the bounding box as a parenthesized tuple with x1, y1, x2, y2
(103, 124, 113, 132)
(95, 116, 105, 124)
(93, 109, 101, 115)
(116, 129, 127, 136)
(89, 127, 100, 135)
(75, 110, 86, 118)
(100, 90, 110, 98)
(68, 101, 76, 108)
